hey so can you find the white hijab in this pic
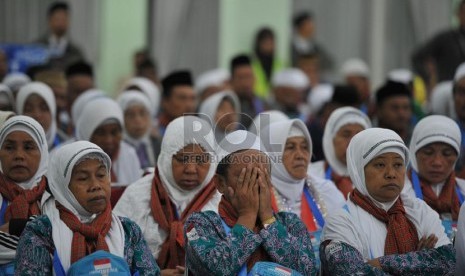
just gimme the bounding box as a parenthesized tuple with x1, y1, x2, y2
(323, 128, 450, 259)
(0, 116, 48, 189)
(117, 90, 153, 145)
(409, 115, 461, 173)
(260, 119, 311, 205)
(75, 98, 123, 141)
(157, 116, 217, 214)
(71, 89, 106, 127)
(124, 77, 160, 117)
(45, 141, 124, 272)
(16, 82, 57, 148)
(198, 90, 240, 143)
(248, 110, 289, 135)
(323, 107, 371, 176)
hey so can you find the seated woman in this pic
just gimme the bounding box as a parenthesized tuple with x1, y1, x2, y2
(0, 116, 49, 274)
(198, 90, 240, 142)
(309, 106, 371, 199)
(16, 82, 69, 150)
(405, 115, 464, 239)
(117, 91, 160, 170)
(184, 130, 316, 275)
(321, 128, 455, 275)
(75, 97, 141, 188)
(260, 118, 345, 267)
(114, 116, 220, 274)
(15, 141, 160, 275)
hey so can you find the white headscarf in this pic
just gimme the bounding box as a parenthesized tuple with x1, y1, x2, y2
(260, 119, 311, 204)
(409, 115, 461, 173)
(71, 89, 106, 126)
(0, 116, 48, 189)
(323, 107, 371, 176)
(198, 90, 240, 143)
(124, 77, 160, 117)
(0, 84, 14, 109)
(117, 90, 153, 143)
(347, 128, 408, 207)
(455, 62, 465, 82)
(248, 110, 289, 135)
(323, 128, 450, 259)
(75, 98, 123, 141)
(45, 141, 124, 271)
(157, 116, 217, 214)
(16, 82, 57, 148)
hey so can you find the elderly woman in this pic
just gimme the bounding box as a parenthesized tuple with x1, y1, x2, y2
(321, 128, 455, 275)
(16, 82, 68, 150)
(75, 97, 141, 187)
(114, 116, 220, 275)
(309, 106, 371, 199)
(117, 91, 160, 169)
(15, 141, 159, 275)
(0, 116, 49, 274)
(405, 115, 464, 237)
(184, 130, 316, 275)
(260, 118, 345, 268)
(198, 90, 240, 143)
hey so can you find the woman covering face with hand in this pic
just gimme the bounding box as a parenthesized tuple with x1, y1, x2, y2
(15, 141, 159, 275)
(320, 128, 455, 275)
(0, 116, 49, 274)
(184, 130, 316, 275)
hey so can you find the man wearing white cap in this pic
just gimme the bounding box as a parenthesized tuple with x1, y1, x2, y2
(269, 68, 309, 119)
(195, 68, 230, 101)
(340, 58, 371, 114)
(453, 62, 465, 178)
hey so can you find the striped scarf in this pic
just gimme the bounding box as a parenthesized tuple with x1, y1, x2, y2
(150, 168, 217, 269)
(350, 189, 419, 255)
(0, 173, 47, 221)
(56, 202, 112, 264)
(218, 197, 270, 271)
(409, 169, 461, 220)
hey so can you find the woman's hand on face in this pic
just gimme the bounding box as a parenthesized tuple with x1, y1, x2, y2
(366, 258, 381, 268)
(229, 165, 260, 229)
(257, 166, 274, 222)
(160, 266, 185, 276)
(417, 234, 438, 250)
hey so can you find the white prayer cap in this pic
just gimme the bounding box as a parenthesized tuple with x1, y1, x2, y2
(3, 72, 31, 92)
(217, 130, 266, 162)
(307, 84, 334, 115)
(388, 69, 413, 85)
(454, 62, 465, 82)
(195, 68, 230, 95)
(271, 68, 309, 89)
(340, 58, 369, 78)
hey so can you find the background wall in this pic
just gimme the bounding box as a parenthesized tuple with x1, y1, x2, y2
(0, 0, 458, 96)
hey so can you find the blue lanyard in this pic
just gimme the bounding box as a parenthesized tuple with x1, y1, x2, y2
(411, 170, 464, 205)
(303, 186, 325, 228)
(0, 199, 8, 225)
(220, 219, 247, 276)
(325, 166, 332, 180)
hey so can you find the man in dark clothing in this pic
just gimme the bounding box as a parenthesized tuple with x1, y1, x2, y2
(412, 0, 465, 85)
(35, 2, 85, 71)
